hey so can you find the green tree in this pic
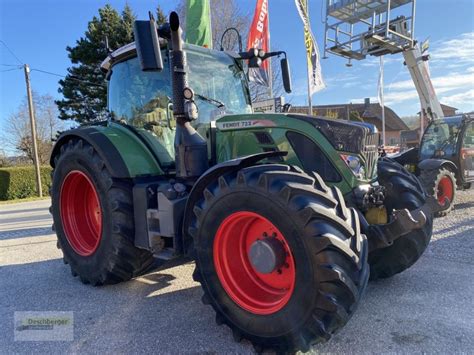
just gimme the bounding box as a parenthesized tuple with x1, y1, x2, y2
(156, 5, 167, 25)
(56, 4, 136, 123)
(56, 4, 168, 124)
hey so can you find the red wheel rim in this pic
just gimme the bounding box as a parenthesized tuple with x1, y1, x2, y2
(437, 176, 454, 205)
(213, 211, 296, 315)
(60, 170, 102, 256)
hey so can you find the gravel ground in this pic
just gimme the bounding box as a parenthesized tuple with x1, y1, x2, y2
(0, 190, 473, 353)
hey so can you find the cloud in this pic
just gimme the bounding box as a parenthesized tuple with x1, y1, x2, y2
(359, 56, 403, 68)
(440, 90, 474, 108)
(378, 32, 474, 110)
(429, 32, 474, 65)
(387, 70, 474, 92)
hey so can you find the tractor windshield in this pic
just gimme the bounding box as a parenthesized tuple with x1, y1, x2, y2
(420, 116, 463, 160)
(186, 46, 252, 123)
(107, 45, 251, 127)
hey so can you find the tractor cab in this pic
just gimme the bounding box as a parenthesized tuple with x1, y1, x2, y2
(420, 116, 465, 160)
(103, 42, 252, 170)
(419, 115, 474, 185)
(394, 114, 473, 215)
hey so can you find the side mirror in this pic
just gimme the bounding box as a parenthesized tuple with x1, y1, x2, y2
(280, 57, 292, 93)
(134, 12, 163, 71)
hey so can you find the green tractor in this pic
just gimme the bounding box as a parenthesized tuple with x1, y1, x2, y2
(50, 13, 442, 353)
(394, 115, 474, 216)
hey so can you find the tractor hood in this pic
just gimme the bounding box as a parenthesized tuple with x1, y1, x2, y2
(215, 113, 380, 184)
(287, 114, 377, 154)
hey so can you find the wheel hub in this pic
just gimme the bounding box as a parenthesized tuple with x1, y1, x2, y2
(213, 211, 296, 315)
(249, 236, 286, 274)
(437, 176, 454, 204)
(60, 170, 102, 256)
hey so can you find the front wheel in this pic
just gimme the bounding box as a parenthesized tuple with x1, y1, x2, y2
(189, 165, 369, 353)
(419, 167, 456, 217)
(369, 158, 433, 280)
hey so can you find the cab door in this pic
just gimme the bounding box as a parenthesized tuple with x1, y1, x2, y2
(460, 120, 474, 183)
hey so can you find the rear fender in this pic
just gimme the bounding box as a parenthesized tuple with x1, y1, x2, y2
(50, 124, 163, 178)
(390, 147, 419, 165)
(418, 159, 457, 173)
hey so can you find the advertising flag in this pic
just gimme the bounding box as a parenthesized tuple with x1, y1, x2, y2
(247, 0, 270, 87)
(295, 0, 325, 94)
(186, 0, 212, 48)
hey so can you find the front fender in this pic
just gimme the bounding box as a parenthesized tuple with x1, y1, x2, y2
(182, 151, 287, 255)
(418, 158, 457, 172)
(50, 123, 163, 178)
(390, 147, 419, 165)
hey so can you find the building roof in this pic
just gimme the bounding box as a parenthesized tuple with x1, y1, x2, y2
(290, 101, 410, 131)
(440, 104, 458, 111)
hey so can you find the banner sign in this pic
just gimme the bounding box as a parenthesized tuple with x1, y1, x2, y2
(295, 0, 325, 94)
(252, 97, 285, 113)
(247, 0, 270, 87)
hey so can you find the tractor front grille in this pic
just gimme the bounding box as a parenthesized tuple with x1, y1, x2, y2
(363, 132, 379, 180)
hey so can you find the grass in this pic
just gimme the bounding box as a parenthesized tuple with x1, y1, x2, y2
(0, 196, 50, 205)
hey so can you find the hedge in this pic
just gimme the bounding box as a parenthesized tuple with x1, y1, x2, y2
(0, 166, 52, 200)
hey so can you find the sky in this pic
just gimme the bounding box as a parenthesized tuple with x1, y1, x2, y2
(1, 0, 473, 136)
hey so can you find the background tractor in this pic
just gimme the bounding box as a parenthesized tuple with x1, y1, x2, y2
(394, 115, 474, 216)
(50, 12, 440, 353)
(323, 0, 473, 218)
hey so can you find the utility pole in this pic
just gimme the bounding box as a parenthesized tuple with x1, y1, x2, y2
(23, 64, 43, 197)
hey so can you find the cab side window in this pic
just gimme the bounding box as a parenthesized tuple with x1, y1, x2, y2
(462, 122, 474, 148)
(108, 54, 172, 126)
(108, 53, 175, 165)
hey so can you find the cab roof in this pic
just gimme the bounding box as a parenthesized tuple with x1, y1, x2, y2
(100, 40, 239, 72)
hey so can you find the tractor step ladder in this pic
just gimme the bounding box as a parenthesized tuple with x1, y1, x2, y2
(324, 0, 416, 60)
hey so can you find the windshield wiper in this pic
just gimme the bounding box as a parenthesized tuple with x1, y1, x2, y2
(195, 93, 226, 109)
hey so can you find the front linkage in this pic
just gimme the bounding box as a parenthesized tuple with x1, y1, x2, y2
(363, 195, 447, 252)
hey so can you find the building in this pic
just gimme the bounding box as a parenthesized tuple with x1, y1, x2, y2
(290, 98, 409, 145)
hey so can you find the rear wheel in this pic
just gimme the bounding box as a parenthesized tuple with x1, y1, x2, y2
(189, 165, 369, 353)
(419, 167, 456, 217)
(51, 139, 154, 285)
(369, 158, 433, 280)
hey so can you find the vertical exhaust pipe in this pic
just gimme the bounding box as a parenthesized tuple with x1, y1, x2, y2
(169, 11, 208, 180)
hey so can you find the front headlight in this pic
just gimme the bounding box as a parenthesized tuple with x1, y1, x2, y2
(340, 154, 364, 179)
(404, 164, 416, 173)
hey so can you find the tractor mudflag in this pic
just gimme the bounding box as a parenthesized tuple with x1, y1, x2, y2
(247, 0, 270, 87)
(295, 0, 325, 96)
(185, 0, 212, 48)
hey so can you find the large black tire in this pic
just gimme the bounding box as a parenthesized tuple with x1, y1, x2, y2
(51, 138, 154, 285)
(419, 167, 456, 217)
(189, 165, 369, 353)
(369, 158, 433, 280)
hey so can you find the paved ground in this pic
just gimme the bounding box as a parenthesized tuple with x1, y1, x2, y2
(1, 191, 473, 354)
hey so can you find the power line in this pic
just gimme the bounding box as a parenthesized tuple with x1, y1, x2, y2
(30, 68, 106, 87)
(1, 63, 22, 67)
(0, 67, 22, 73)
(0, 40, 23, 65)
